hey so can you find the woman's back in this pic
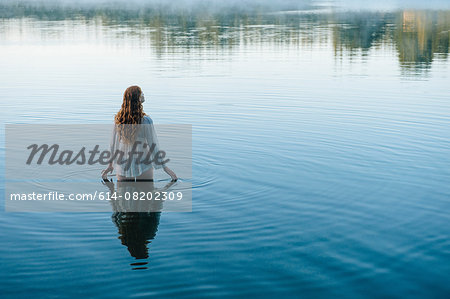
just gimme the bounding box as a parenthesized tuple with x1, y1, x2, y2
(101, 85, 177, 182)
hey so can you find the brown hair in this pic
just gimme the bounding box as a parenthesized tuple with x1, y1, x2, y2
(115, 85, 146, 143)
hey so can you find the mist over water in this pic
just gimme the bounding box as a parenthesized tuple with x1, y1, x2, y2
(2, 0, 450, 12)
(0, 0, 315, 14)
(0, 0, 449, 297)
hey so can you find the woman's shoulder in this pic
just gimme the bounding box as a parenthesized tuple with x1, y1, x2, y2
(142, 115, 153, 124)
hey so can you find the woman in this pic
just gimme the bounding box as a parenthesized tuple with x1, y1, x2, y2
(101, 85, 177, 182)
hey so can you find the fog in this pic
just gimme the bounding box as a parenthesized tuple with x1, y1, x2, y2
(335, 0, 450, 10)
(1, 0, 450, 12)
(0, 0, 314, 12)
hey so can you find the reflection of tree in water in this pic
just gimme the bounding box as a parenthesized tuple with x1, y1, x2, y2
(1, 2, 449, 75)
(112, 212, 160, 265)
(394, 11, 450, 73)
(330, 10, 450, 73)
(331, 12, 389, 58)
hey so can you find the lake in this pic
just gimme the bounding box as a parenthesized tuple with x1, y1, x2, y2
(0, 1, 449, 297)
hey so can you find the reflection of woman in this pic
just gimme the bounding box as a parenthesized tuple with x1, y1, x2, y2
(112, 211, 161, 260)
(102, 85, 177, 182)
(103, 179, 175, 263)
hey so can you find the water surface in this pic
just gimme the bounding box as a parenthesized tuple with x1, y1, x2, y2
(0, 2, 449, 298)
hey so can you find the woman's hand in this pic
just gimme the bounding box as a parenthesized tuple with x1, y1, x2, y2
(102, 178, 115, 193)
(101, 164, 114, 180)
(163, 166, 178, 182)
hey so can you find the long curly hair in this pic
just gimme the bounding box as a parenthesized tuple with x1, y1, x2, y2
(115, 85, 146, 143)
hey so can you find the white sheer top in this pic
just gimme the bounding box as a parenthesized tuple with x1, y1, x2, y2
(110, 115, 164, 177)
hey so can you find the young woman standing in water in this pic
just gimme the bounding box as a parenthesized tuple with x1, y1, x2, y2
(102, 85, 177, 182)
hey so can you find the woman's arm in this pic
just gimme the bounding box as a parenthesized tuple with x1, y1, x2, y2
(145, 117, 177, 181)
(102, 123, 116, 179)
(102, 162, 114, 180)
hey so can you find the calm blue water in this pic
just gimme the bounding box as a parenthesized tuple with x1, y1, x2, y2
(1, 2, 450, 298)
